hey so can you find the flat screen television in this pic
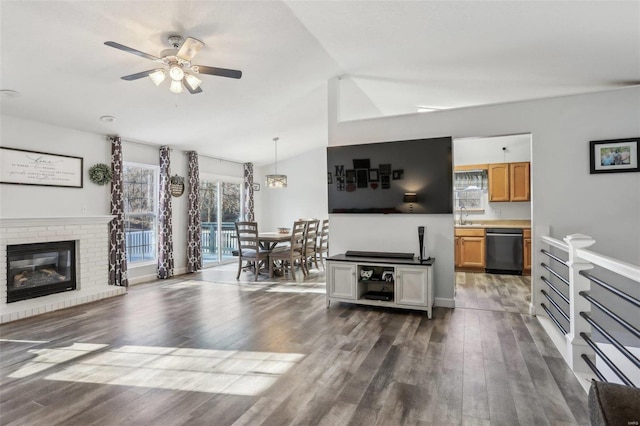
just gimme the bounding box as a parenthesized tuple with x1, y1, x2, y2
(327, 137, 453, 214)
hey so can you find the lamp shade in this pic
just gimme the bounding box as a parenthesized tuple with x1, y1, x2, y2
(266, 174, 288, 188)
(266, 137, 287, 188)
(404, 192, 418, 203)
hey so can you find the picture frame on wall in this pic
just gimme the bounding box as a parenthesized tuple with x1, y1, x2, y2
(0, 147, 83, 188)
(589, 138, 639, 174)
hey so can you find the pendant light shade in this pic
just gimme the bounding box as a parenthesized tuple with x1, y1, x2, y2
(266, 137, 287, 188)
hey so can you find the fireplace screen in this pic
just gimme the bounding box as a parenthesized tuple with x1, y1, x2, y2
(7, 240, 76, 303)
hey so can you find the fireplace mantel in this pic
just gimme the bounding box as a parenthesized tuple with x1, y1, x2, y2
(0, 216, 114, 228)
(1, 215, 124, 323)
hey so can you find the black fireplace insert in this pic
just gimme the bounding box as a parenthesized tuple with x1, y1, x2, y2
(6, 240, 76, 303)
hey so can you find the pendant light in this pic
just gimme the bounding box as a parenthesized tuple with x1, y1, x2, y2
(265, 137, 287, 188)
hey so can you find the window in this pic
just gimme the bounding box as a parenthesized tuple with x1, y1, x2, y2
(123, 162, 159, 264)
(199, 176, 243, 264)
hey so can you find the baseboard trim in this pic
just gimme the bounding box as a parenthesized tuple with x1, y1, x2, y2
(434, 297, 455, 308)
(128, 267, 188, 286)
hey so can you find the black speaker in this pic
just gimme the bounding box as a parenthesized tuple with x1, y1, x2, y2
(418, 226, 425, 262)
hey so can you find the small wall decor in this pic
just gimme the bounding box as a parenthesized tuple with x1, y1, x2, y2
(170, 174, 185, 197)
(88, 163, 112, 186)
(392, 169, 404, 180)
(0, 147, 83, 188)
(252, 183, 260, 191)
(368, 169, 379, 182)
(327, 172, 332, 184)
(589, 138, 639, 174)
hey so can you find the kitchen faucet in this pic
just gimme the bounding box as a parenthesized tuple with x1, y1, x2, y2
(459, 205, 468, 225)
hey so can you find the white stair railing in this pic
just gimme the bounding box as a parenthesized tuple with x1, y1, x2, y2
(538, 231, 639, 390)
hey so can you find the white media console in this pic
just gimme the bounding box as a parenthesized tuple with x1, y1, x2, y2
(326, 253, 435, 319)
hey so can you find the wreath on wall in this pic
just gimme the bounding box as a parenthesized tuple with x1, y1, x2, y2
(88, 163, 113, 186)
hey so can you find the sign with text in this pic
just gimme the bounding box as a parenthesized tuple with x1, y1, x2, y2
(0, 147, 83, 188)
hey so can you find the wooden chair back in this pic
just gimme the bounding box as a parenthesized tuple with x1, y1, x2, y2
(319, 219, 329, 252)
(303, 219, 320, 254)
(290, 220, 307, 252)
(235, 221, 259, 256)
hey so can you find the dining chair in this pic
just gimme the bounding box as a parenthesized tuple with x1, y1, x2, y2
(269, 220, 307, 280)
(235, 221, 271, 281)
(301, 218, 320, 274)
(315, 219, 329, 269)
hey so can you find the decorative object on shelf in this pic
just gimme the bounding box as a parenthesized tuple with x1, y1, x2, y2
(88, 163, 112, 186)
(404, 192, 418, 213)
(382, 271, 394, 283)
(169, 174, 185, 197)
(266, 137, 287, 188)
(589, 137, 639, 174)
(0, 147, 84, 188)
(360, 269, 373, 280)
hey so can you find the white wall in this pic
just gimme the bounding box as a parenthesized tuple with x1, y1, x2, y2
(255, 146, 328, 230)
(1, 116, 111, 217)
(328, 81, 640, 304)
(454, 134, 532, 221)
(0, 115, 243, 283)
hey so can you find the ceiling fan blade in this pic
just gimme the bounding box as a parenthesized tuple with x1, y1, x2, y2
(177, 37, 204, 61)
(185, 83, 203, 94)
(194, 65, 242, 79)
(105, 41, 160, 61)
(121, 70, 157, 81)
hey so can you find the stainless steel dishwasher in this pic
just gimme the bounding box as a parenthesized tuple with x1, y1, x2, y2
(485, 228, 523, 274)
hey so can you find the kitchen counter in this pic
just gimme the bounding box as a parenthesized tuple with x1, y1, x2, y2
(455, 220, 531, 229)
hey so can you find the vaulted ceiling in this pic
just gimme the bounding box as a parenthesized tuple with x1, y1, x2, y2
(1, 1, 638, 165)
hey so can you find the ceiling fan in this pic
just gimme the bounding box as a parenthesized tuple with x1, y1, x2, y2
(104, 35, 242, 94)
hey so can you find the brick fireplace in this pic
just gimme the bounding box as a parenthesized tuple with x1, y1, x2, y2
(0, 216, 126, 323)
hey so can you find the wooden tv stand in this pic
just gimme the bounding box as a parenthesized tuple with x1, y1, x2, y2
(326, 253, 435, 318)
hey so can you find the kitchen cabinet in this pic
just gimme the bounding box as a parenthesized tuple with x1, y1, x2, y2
(488, 162, 530, 202)
(523, 229, 532, 274)
(488, 163, 510, 201)
(455, 228, 485, 270)
(510, 162, 530, 201)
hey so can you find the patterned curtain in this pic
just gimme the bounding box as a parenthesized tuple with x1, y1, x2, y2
(187, 151, 202, 272)
(109, 136, 128, 287)
(244, 162, 255, 221)
(157, 146, 174, 279)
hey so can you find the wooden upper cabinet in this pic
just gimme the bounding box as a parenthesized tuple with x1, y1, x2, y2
(510, 162, 530, 201)
(488, 163, 510, 201)
(488, 161, 530, 202)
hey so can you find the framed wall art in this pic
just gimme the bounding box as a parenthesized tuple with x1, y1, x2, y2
(589, 138, 639, 174)
(0, 147, 83, 188)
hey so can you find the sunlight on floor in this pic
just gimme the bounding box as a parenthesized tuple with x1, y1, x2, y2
(8, 343, 305, 396)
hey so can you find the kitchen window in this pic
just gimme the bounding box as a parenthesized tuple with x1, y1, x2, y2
(454, 169, 487, 211)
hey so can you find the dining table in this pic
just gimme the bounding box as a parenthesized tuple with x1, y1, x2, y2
(256, 231, 292, 277)
(258, 232, 291, 251)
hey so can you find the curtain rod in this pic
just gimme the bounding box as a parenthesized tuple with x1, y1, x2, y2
(190, 152, 245, 165)
(107, 136, 244, 165)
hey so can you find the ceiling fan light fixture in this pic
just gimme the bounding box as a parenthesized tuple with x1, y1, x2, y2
(184, 73, 202, 91)
(169, 79, 183, 94)
(149, 70, 166, 86)
(169, 64, 184, 81)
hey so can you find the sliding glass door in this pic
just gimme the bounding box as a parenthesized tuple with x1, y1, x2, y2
(200, 176, 242, 265)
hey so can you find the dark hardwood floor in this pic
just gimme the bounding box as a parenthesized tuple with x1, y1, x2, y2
(455, 272, 532, 314)
(0, 264, 587, 425)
